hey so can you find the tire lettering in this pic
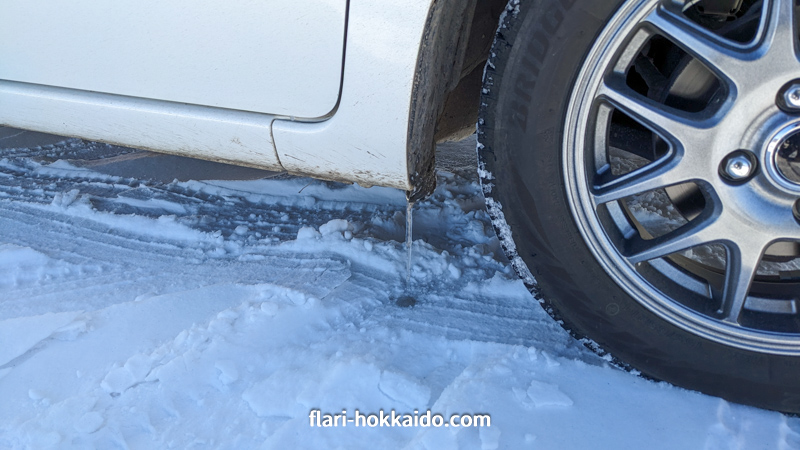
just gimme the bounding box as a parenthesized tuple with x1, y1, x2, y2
(508, 0, 574, 132)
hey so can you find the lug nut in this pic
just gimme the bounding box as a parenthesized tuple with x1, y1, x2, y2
(778, 80, 800, 113)
(720, 151, 757, 183)
(725, 156, 753, 179)
(785, 86, 800, 110)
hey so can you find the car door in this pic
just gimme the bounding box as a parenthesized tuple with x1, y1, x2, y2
(0, 0, 432, 193)
(0, 0, 346, 119)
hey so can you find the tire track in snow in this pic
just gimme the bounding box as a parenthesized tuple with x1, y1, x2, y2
(0, 138, 577, 355)
(0, 156, 416, 250)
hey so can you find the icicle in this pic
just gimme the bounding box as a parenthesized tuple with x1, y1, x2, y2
(394, 200, 417, 308)
(405, 201, 414, 285)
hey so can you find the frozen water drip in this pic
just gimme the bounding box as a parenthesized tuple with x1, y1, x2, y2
(406, 201, 414, 285)
(394, 200, 417, 308)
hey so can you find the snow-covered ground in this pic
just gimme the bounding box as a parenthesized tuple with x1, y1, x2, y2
(0, 131, 795, 449)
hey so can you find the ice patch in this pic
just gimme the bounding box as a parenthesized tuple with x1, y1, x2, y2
(111, 195, 188, 215)
(124, 353, 154, 383)
(378, 370, 431, 409)
(526, 380, 573, 408)
(0, 311, 83, 366)
(51, 188, 81, 208)
(74, 411, 104, 434)
(319, 219, 351, 236)
(102, 351, 157, 395)
(297, 226, 321, 240)
(215, 360, 239, 386)
(51, 319, 88, 342)
(101, 365, 138, 394)
(260, 286, 316, 307)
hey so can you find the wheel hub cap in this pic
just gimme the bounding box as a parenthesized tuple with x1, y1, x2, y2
(766, 123, 800, 189)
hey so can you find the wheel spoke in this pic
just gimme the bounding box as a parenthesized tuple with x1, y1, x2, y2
(718, 243, 766, 324)
(760, 0, 799, 63)
(599, 80, 700, 145)
(593, 153, 690, 204)
(625, 214, 719, 264)
(645, 7, 750, 83)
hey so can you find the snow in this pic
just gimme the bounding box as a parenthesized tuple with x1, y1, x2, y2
(0, 136, 794, 448)
(0, 311, 83, 367)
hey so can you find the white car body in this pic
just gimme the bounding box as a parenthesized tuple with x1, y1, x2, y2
(6, 0, 799, 413)
(0, 0, 489, 198)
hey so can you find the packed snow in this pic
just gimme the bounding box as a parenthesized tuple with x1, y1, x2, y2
(0, 132, 795, 449)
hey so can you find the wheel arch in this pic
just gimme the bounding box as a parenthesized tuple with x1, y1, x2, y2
(407, 0, 507, 201)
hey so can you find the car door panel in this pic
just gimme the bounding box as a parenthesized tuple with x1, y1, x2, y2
(0, 0, 346, 118)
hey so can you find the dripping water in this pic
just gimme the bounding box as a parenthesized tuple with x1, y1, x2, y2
(405, 201, 414, 284)
(395, 200, 417, 308)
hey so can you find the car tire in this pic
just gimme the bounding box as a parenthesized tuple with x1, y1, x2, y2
(478, 0, 800, 413)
